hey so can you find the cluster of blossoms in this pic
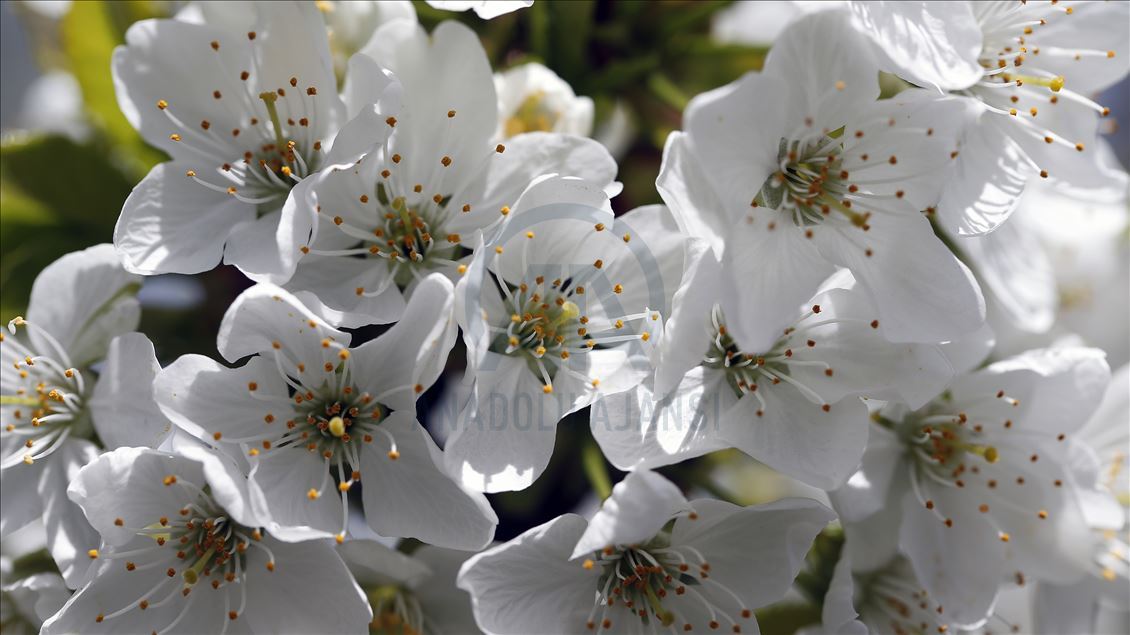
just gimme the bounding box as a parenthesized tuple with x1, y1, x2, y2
(1, 2, 1127, 634)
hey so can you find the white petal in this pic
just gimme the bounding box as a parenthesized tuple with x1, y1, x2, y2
(720, 387, 870, 490)
(953, 214, 1056, 333)
(241, 536, 372, 634)
(284, 256, 406, 328)
(427, 0, 532, 19)
(818, 550, 867, 635)
(89, 332, 171, 450)
(338, 538, 431, 588)
(349, 273, 456, 411)
(656, 132, 730, 255)
(683, 73, 789, 216)
(223, 209, 292, 282)
(672, 497, 835, 610)
(1, 572, 70, 625)
(39, 440, 101, 588)
(248, 1, 344, 134)
(112, 18, 251, 158)
(952, 347, 1110, 437)
(786, 286, 956, 409)
(592, 369, 734, 472)
(848, 0, 983, 91)
(443, 355, 562, 493)
(899, 486, 1002, 628)
(655, 240, 722, 396)
(0, 459, 45, 538)
(831, 423, 906, 523)
(447, 133, 618, 236)
(412, 545, 481, 635)
(66, 447, 206, 546)
(720, 218, 835, 353)
(252, 445, 341, 541)
(27, 243, 141, 367)
(114, 161, 254, 276)
(936, 104, 1033, 236)
(166, 433, 267, 530)
(457, 514, 598, 635)
(571, 470, 691, 559)
(341, 44, 403, 122)
(155, 354, 291, 444)
(360, 411, 497, 550)
(764, 8, 881, 131)
(812, 211, 985, 344)
(217, 283, 350, 364)
(359, 20, 496, 191)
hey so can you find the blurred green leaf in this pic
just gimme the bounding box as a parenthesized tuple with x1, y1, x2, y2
(61, 0, 162, 177)
(754, 602, 822, 635)
(0, 133, 135, 319)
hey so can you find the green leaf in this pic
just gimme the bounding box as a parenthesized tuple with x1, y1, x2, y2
(0, 133, 136, 320)
(61, 0, 163, 177)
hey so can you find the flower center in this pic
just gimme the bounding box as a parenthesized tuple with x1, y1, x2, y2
(703, 305, 840, 414)
(1, 317, 93, 468)
(484, 244, 655, 394)
(366, 585, 424, 635)
(580, 528, 753, 632)
(753, 132, 873, 231)
(968, 2, 1115, 161)
(302, 110, 504, 292)
(157, 34, 329, 209)
(93, 478, 273, 627)
(504, 91, 560, 137)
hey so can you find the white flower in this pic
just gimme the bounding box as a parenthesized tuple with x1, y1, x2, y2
(457, 470, 834, 634)
(849, 0, 1130, 228)
(284, 19, 617, 327)
(0, 573, 70, 635)
(443, 175, 686, 493)
(338, 538, 478, 634)
(833, 347, 1116, 627)
(113, 1, 398, 280)
(593, 266, 961, 490)
(427, 0, 532, 20)
(154, 276, 497, 549)
(1032, 363, 1129, 633)
(41, 443, 372, 634)
(321, 0, 416, 77)
(663, 8, 985, 352)
(494, 62, 594, 140)
(711, 1, 838, 48)
(1, 245, 167, 587)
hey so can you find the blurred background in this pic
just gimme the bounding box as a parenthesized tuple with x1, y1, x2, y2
(1, 0, 1126, 556)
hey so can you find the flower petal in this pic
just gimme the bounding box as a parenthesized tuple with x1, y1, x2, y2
(719, 386, 870, 490)
(571, 470, 691, 559)
(812, 211, 985, 344)
(672, 497, 835, 611)
(847, 0, 983, 91)
(27, 243, 141, 367)
(39, 440, 102, 588)
(89, 332, 172, 451)
(457, 514, 597, 635)
(349, 273, 456, 411)
(360, 411, 497, 550)
(114, 161, 254, 276)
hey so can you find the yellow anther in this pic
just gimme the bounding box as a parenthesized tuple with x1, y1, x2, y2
(583, 559, 595, 570)
(500, 206, 510, 216)
(387, 450, 400, 460)
(88, 549, 99, 559)
(542, 384, 554, 394)
(307, 488, 320, 500)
